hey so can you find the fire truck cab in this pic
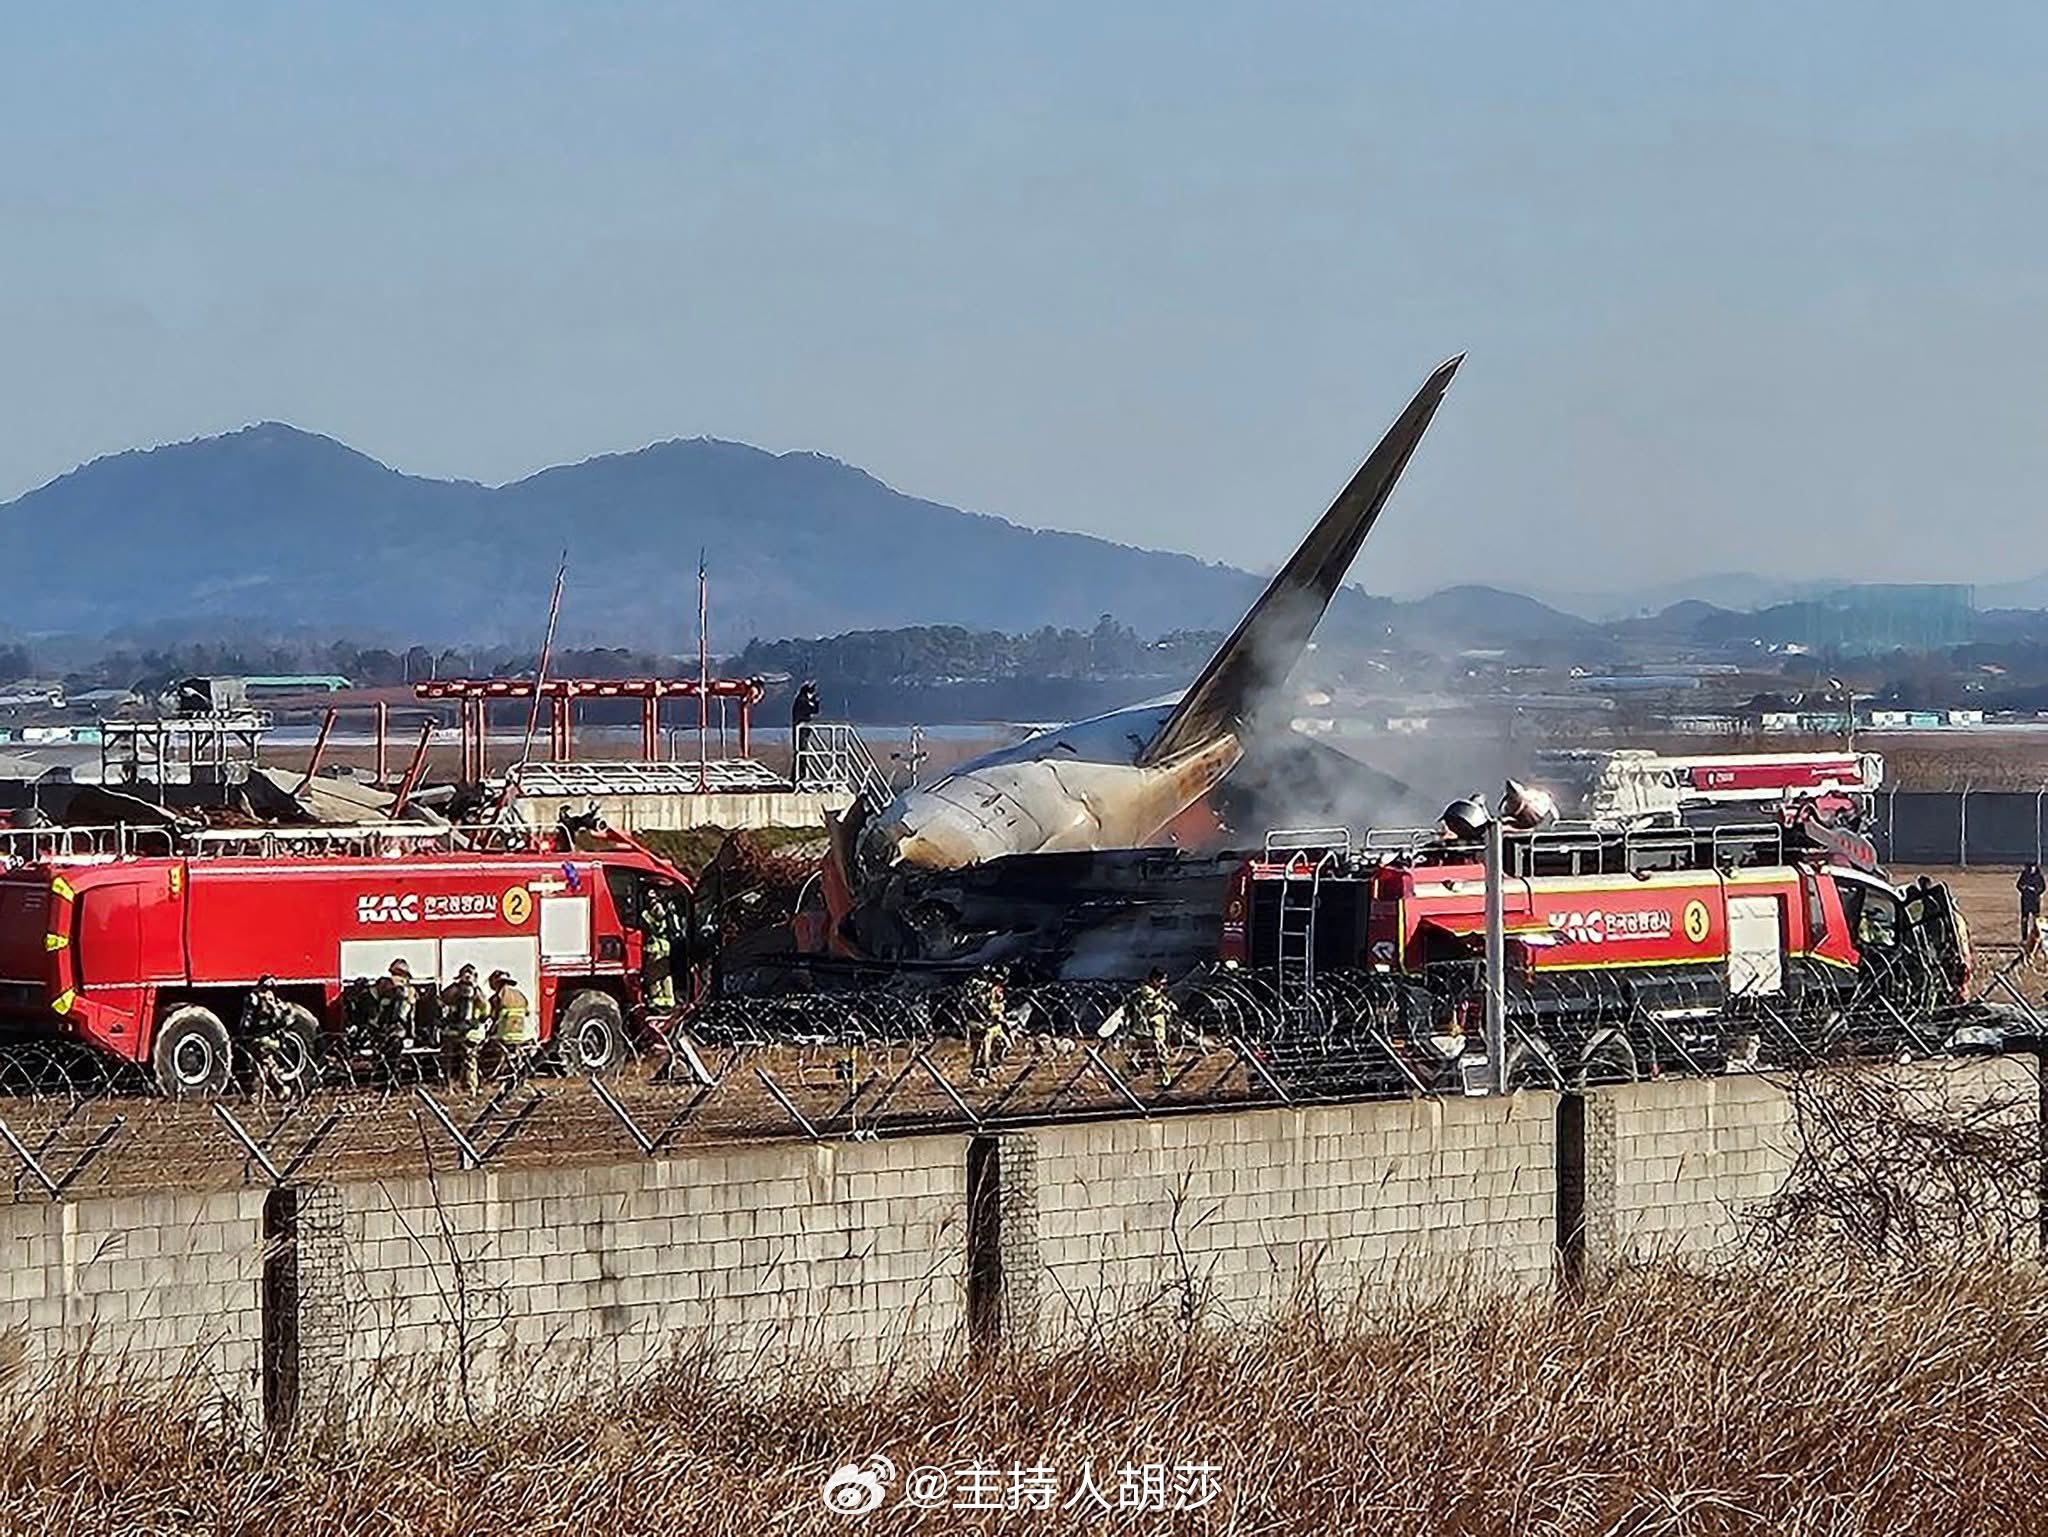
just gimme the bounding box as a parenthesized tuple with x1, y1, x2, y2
(0, 820, 701, 1095)
(1221, 817, 1972, 1085)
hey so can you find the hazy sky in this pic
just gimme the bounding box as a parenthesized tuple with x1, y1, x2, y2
(6, 2, 2047, 598)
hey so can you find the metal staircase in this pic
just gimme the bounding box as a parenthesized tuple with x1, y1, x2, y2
(793, 723, 893, 807)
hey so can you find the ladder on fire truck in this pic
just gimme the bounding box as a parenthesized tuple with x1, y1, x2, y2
(1264, 828, 1350, 1024)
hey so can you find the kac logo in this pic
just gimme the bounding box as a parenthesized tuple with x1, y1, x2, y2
(821, 1454, 897, 1516)
(1548, 909, 1606, 945)
(356, 893, 420, 925)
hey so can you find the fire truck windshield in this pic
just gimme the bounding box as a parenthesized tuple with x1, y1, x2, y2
(601, 866, 690, 933)
(1837, 880, 1901, 950)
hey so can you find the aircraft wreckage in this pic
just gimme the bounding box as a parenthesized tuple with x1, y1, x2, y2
(783, 355, 1464, 978)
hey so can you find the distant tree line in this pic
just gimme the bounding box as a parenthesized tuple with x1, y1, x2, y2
(731, 618, 1225, 687)
(12, 624, 1229, 697)
(36, 642, 684, 693)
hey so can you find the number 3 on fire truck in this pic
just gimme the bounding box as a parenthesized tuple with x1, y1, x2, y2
(501, 887, 534, 926)
(1682, 900, 1711, 945)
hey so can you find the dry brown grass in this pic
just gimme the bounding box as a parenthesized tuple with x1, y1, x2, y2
(5, 1262, 2048, 1535)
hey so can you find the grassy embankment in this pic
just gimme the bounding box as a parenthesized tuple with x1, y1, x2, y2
(6, 1262, 2046, 1535)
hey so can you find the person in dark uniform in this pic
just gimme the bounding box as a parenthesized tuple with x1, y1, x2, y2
(438, 963, 488, 1094)
(375, 959, 417, 1065)
(239, 976, 300, 1100)
(791, 680, 821, 778)
(2019, 863, 2045, 948)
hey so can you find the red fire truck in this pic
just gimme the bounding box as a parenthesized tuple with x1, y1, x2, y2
(0, 820, 699, 1095)
(1220, 816, 1976, 1085)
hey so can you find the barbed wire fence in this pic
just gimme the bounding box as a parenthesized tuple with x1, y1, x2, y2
(1743, 1059, 2043, 1265)
(0, 964, 2029, 1202)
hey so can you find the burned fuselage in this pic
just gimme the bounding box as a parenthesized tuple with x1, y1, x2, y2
(821, 726, 1421, 979)
(843, 835, 1246, 979)
(805, 354, 1463, 980)
(853, 355, 1462, 888)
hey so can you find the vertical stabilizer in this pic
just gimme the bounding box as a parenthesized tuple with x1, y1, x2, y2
(1139, 355, 1461, 766)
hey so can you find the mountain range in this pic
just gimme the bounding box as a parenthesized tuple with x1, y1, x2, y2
(2, 425, 1275, 648)
(4, 423, 2042, 652)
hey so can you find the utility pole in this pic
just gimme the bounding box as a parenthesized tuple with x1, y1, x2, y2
(1483, 801, 1507, 1094)
(696, 552, 710, 792)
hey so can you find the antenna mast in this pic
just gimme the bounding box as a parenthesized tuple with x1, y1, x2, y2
(516, 554, 568, 775)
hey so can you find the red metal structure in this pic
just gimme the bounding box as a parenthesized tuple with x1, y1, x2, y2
(0, 823, 699, 1095)
(414, 677, 768, 784)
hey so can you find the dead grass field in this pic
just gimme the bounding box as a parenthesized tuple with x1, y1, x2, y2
(1867, 733, 2048, 790)
(4, 1263, 2045, 1535)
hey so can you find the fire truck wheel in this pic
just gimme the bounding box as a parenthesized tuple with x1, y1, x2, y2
(153, 1006, 233, 1099)
(557, 989, 627, 1076)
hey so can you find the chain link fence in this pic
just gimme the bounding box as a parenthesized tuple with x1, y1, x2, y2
(1876, 789, 2048, 866)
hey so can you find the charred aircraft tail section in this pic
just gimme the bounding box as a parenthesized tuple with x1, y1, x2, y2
(1139, 355, 1463, 767)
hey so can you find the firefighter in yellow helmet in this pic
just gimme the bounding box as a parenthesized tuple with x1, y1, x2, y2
(489, 969, 539, 1086)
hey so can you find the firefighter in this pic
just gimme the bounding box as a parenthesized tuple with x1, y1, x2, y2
(238, 975, 300, 1100)
(489, 969, 539, 1085)
(341, 977, 379, 1053)
(438, 963, 488, 1095)
(1129, 967, 1179, 1071)
(641, 886, 677, 1012)
(375, 959, 417, 1060)
(2020, 864, 2045, 949)
(963, 965, 1009, 1081)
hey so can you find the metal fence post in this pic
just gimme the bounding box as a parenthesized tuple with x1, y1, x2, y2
(1484, 813, 1507, 1094)
(1960, 783, 1971, 868)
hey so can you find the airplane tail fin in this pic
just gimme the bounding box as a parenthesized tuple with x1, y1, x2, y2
(1139, 355, 1461, 766)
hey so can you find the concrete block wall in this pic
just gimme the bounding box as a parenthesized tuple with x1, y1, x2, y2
(1597, 1056, 2041, 1261)
(0, 1057, 2038, 1439)
(1011, 1093, 1561, 1338)
(1599, 1073, 1801, 1258)
(336, 1132, 966, 1417)
(0, 1187, 265, 1419)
